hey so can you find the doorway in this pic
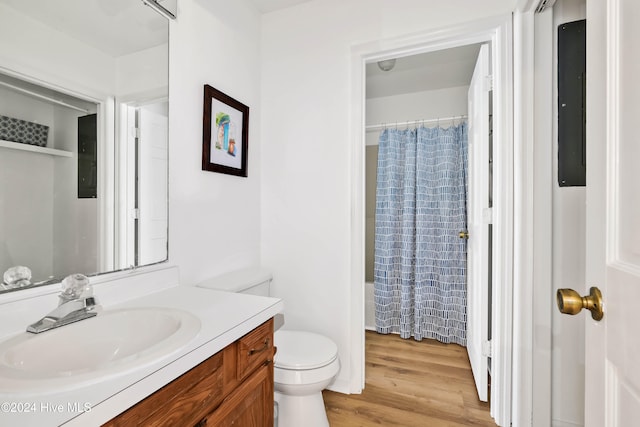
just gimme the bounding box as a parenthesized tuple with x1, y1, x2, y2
(349, 16, 514, 426)
(115, 99, 168, 269)
(363, 41, 491, 398)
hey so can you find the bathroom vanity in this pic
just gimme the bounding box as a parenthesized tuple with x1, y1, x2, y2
(0, 267, 283, 427)
(104, 318, 275, 426)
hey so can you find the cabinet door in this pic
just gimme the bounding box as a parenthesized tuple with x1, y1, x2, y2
(201, 362, 273, 427)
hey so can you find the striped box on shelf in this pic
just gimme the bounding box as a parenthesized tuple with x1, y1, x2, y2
(0, 115, 49, 147)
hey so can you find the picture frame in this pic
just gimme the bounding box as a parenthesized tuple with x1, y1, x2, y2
(202, 84, 249, 177)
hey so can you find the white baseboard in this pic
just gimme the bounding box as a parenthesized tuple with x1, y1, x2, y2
(552, 419, 583, 427)
(326, 377, 351, 394)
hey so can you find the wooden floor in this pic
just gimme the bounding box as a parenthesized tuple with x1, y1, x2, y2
(322, 331, 496, 427)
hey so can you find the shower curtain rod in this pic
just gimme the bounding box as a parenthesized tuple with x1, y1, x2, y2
(365, 115, 467, 133)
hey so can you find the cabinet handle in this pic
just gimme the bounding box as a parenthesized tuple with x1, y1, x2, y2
(194, 417, 207, 427)
(248, 338, 270, 356)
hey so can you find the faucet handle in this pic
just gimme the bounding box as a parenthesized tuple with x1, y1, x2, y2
(60, 274, 92, 303)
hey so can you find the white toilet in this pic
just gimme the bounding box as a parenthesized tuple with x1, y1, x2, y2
(197, 268, 340, 427)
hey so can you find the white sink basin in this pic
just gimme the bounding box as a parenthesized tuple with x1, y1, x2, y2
(0, 307, 200, 394)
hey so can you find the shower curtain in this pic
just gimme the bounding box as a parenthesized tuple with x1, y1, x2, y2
(373, 123, 468, 346)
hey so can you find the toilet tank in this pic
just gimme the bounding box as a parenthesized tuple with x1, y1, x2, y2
(196, 267, 272, 296)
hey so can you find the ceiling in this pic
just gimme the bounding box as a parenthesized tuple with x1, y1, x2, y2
(0, 0, 169, 57)
(2, 0, 479, 97)
(366, 44, 482, 99)
(249, 0, 312, 13)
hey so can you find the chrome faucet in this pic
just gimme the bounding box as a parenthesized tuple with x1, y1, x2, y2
(27, 274, 99, 334)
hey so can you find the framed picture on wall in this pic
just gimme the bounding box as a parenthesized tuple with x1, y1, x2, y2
(202, 84, 249, 177)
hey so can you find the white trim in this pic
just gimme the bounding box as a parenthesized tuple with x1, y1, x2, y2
(605, 0, 620, 267)
(349, 30, 367, 393)
(350, 15, 514, 426)
(584, 0, 608, 425)
(552, 420, 585, 427)
(532, 7, 554, 427)
(97, 98, 116, 273)
(489, 16, 515, 427)
(512, 9, 535, 427)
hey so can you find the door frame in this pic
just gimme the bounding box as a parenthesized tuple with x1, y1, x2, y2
(349, 14, 514, 426)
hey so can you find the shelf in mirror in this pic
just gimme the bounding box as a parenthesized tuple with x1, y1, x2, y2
(0, 139, 72, 157)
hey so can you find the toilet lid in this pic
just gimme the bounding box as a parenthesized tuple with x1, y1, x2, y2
(274, 330, 338, 370)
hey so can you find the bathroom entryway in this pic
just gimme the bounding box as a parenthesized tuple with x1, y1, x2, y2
(364, 41, 493, 402)
(352, 19, 513, 425)
(322, 331, 495, 426)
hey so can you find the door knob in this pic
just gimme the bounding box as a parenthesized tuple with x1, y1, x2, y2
(459, 231, 469, 239)
(556, 287, 604, 321)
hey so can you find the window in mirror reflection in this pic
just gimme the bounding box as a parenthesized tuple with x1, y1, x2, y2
(0, 0, 169, 293)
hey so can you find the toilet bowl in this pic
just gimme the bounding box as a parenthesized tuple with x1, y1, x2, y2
(196, 267, 340, 427)
(274, 330, 340, 427)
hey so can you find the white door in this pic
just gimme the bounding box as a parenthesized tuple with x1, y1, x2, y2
(466, 43, 491, 402)
(583, 0, 640, 425)
(137, 106, 168, 266)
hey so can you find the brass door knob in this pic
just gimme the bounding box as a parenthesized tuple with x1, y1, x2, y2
(556, 287, 604, 321)
(459, 231, 469, 239)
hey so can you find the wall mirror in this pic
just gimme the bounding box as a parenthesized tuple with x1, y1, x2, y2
(0, 0, 172, 293)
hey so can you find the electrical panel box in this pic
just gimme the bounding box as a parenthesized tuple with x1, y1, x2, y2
(78, 114, 97, 198)
(558, 19, 586, 187)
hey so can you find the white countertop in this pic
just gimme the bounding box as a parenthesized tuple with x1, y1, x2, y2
(0, 285, 283, 427)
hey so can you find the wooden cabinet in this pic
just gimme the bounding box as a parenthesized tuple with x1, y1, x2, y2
(104, 319, 274, 427)
(202, 363, 272, 427)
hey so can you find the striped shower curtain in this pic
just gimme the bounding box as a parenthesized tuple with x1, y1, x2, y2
(373, 123, 468, 346)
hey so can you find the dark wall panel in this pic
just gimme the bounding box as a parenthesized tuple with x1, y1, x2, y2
(558, 19, 586, 187)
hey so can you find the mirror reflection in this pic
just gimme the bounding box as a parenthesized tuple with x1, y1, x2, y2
(0, 0, 170, 292)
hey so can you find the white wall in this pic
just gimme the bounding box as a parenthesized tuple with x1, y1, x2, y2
(551, 1, 586, 426)
(365, 85, 469, 145)
(260, 0, 517, 393)
(116, 44, 169, 100)
(0, 3, 115, 98)
(168, 0, 262, 285)
(0, 148, 54, 280)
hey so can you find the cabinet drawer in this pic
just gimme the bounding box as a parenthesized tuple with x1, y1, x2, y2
(103, 352, 224, 427)
(237, 319, 274, 381)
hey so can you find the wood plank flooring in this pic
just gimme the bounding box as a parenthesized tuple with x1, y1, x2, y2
(322, 331, 496, 427)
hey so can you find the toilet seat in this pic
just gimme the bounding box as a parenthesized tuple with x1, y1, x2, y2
(274, 330, 340, 387)
(274, 330, 338, 370)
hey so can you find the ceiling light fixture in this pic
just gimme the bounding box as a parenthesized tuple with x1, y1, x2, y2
(377, 59, 396, 72)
